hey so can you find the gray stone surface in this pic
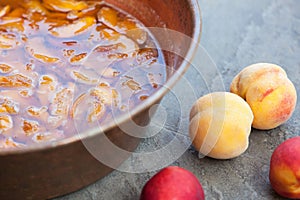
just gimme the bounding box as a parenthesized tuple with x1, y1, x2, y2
(57, 0, 300, 199)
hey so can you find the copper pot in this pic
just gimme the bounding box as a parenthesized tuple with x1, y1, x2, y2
(0, 0, 201, 199)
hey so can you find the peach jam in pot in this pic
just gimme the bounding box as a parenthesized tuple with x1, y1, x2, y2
(0, 0, 166, 149)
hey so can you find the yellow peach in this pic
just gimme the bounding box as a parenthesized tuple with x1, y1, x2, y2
(189, 92, 254, 159)
(230, 63, 297, 130)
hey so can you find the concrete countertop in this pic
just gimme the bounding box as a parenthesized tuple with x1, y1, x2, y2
(57, 0, 300, 199)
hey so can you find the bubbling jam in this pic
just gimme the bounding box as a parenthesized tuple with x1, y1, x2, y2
(0, 0, 166, 149)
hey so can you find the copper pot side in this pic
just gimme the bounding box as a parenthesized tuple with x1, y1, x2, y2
(0, 0, 201, 199)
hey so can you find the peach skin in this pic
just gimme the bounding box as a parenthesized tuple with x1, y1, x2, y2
(269, 136, 300, 199)
(189, 92, 254, 159)
(230, 63, 297, 130)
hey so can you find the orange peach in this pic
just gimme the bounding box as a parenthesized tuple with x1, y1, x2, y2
(269, 136, 300, 199)
(189, 92, 253, 159)
(230, 63, 297, 130)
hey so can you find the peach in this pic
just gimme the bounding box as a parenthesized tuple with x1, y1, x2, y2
(269, 136, 300, 199)
(230, 63, 297, 130)
(189, 92, 253, 159)
(140, 166, 205, 200)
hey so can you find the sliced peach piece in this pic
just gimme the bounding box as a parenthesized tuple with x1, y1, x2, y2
(0, 114, 13, 133)
(0, 31, 19, 49)
(43, 0, 88, 12)
(98, 6, 147, 44)
(0, 5, 10, 18)
(26, 37, 60, 63)
(0, 74, 33, 88)
(0, 63, 13, 73)
(50, 16, 95, 38)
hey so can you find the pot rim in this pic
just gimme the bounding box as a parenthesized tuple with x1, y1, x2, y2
(0, 0, 202, 155)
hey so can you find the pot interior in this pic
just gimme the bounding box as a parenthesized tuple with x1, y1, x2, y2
(104, 0, 198, 77)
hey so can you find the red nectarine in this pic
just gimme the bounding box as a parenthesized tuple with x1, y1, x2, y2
(140, 166, 205, 200)
(269, 136, 300, 199)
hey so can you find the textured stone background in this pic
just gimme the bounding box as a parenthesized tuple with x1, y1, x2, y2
(57, 0, 300, 199)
